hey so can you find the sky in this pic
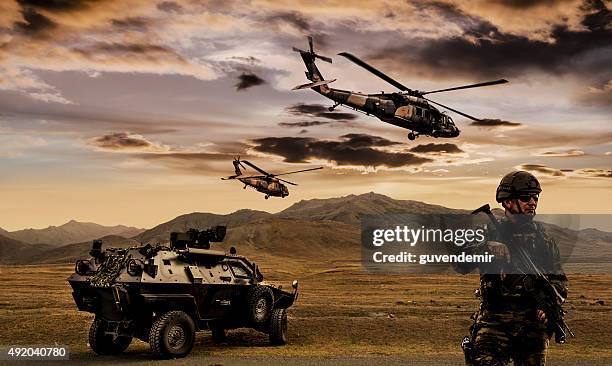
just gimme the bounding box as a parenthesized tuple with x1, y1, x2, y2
(0, 0, 610, 231)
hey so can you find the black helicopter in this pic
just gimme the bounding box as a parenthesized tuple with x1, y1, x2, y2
(221, 158, 322, 199)
(292, 37, 508, 140)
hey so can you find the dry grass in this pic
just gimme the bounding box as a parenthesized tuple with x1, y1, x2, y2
(0, 263, 610, 360)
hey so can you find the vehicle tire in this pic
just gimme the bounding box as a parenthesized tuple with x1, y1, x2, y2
(269, 308, 287, 345)
(149, 311, 196, 359)
(88, 318, 132, 355)
(247, 285, 274, 325)
(408, 132, 415, 140)
(211, 326, 226, 343)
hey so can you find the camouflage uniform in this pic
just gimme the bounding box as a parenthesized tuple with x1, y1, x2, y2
(465, 220, 568, 366)
(460, 171, 569, 366)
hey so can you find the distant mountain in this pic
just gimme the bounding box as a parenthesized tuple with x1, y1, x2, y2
(222, 218, 360, 259)
(134, 209, 271, 244)
(0, 234, 53, 264)
(277, 192, 464, 226)
(24, 235, 140, 265)
(3, 220, 145, 246)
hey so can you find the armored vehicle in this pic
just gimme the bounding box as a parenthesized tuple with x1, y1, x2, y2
(68, 226, 299, 358)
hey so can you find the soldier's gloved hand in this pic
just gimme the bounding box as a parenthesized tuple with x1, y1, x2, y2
(537, 309, 548, 324)
(487, 241, 511, 263)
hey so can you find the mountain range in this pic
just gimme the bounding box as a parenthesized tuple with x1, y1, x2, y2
(1, 220, 144, 246)
(1, 193, 610, 267)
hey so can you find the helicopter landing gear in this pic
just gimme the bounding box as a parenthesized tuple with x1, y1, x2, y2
(243, 185, 247, 189)
(408, 132, 417, 140)
(265, 195, 269, 199)
(328, 102, 340, 112)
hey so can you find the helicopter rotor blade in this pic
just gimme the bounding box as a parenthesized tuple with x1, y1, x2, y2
(338, 52, 412, 92)
(421, 79, 508, 95)
(278, 178, 298, 186)
(241, 160, 271, 176)
(308, 36, 314, 53)
(274, 166, 323, 177)
(424, 97, 481, 122)
(314, 54, 333, 63)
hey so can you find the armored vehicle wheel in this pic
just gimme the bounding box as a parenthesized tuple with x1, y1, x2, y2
(248, 285, 274, 325)
(269, 308, 287, 345)
(211, 326, 226, 343)
(89, 318, 132, 355)
(149, 311, 195, 358)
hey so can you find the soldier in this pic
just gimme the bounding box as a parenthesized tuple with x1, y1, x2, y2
(458, 171, 569, 366)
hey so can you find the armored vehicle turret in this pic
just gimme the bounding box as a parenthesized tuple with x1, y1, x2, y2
(68, 226, 298, 358)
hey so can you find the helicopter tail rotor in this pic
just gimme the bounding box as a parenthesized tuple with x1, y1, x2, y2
(292, 36, 332, 63)
(222, 156, 247, 180)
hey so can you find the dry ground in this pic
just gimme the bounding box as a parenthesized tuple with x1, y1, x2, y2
(0, 261, 611, 364)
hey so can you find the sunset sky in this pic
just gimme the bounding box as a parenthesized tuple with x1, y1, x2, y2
(1, 0, 610, 231)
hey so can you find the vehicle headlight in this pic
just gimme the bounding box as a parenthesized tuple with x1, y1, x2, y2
(127, 259, 143, 276)
(75, 259, 93, 276)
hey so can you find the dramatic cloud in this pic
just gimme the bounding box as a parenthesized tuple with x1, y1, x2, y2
(235, 73, 266, 91)
(111, 17, 150, 30)
(410, 143, 464, 154)
(15, 0, 95, 12)
(574, 168, 612, 178)
(286, 103, 357, 121)
(470, 119, 522, 128)
(278, 121, 331, 127)
(264, 11, 328, 46)
(14, 7, 57, 36)
(518, 164, 611, 179)
(74, 43, 182, 58)
(250, 134, 431, 168)
(90, 132, 169, 152)
(464, 127, 612, 149)
(537, 149, 586, 157)
(370, 0, 611, 80)
(574, 80, 612, 107)
(339, 133, 401, 148)
(137, 151, 243, 174)
(157, 1, 183, 13)
(517, 164, 565, 176)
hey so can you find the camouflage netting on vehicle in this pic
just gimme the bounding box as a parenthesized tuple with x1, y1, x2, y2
(90, 251, 131, 288)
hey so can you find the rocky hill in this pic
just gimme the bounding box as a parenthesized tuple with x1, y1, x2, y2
(0, 234, 52, 264)
(3, 220, 144, 246)
(134, 209, 271, 244)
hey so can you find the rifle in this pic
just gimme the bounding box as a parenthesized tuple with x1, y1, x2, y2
(471, 204, 574, 343)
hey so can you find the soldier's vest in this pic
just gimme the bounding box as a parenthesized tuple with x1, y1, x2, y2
(480, 220, 555, 310)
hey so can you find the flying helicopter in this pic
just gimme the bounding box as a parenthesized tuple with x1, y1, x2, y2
(221, 158, 322, 199)
(292, 36, 508, 140)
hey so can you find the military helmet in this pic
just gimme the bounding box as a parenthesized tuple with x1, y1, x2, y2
(496, 171, 541, 202)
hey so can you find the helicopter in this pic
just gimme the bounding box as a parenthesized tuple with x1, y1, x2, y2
(221, 158, 323, 199)
(292, 36, 508, 140)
